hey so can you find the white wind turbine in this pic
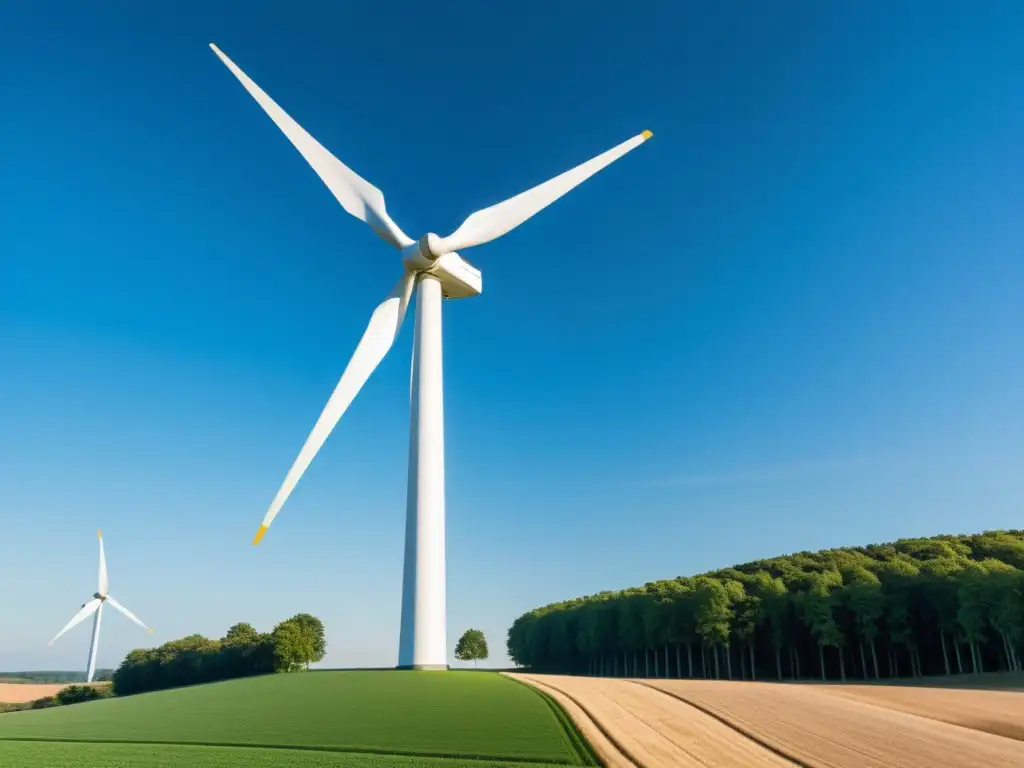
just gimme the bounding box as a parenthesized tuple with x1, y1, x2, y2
(210, 43, 652, 670)
(48, 530, 153, 683)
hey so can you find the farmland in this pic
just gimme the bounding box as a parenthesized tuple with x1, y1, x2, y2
(812, 679, 1024, 740)
(0, 671, 595, 767)
(4, 667, 1024, 766)
(0, 680, 111, 705)
(0, 741, 573, 768)
(512, 673, 1024, 768)
(0, 684, 72, 705)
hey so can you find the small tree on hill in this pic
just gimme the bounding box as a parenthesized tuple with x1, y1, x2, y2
(455, 629, 489, 668)
(271, 620, 307, 672)
(271, 613, 327, 671)
(289, 613, 327, 668)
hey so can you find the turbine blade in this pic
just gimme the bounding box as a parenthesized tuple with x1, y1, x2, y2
(209, 43, 413, 250)
(105, 595, 153, 634)
(49, 598, 101, 645)
(442, 130, 653, 252)
(253, 272, 416, 545)
(97, 529, 109, 595)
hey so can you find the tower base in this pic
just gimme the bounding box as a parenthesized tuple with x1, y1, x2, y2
(396, 663, 449, 671)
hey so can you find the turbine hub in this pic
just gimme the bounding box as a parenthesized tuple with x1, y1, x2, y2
(421, 233, 444, 260)
(402, 233, 445, 272)
(94, 592, 106, 601)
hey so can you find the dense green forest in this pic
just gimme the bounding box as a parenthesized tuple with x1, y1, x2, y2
(507, 530, 1024, 682)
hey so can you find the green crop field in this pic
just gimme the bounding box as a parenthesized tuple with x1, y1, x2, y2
(0, 741, 577, 768)
(0, 671, 596, 767)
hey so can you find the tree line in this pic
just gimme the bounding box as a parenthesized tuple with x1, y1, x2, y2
(112, 613, 326, 696)
(0, 670, 112, 684)
(1, 614, 326, 713)
(507, 530, 1024, 682)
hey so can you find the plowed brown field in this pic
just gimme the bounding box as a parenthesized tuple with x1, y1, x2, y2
(512, 674, 1024, 768)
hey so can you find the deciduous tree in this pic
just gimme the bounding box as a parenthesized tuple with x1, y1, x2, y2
(455, 628, 489, 667)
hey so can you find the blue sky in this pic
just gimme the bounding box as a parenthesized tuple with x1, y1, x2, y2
(2, 2, 1022, 671)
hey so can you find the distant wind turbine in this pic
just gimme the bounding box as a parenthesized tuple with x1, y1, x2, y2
(209, 43, 652, 670)
(48, 530, 153, 683)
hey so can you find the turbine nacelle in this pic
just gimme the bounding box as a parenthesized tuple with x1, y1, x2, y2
(402, 234, 483, 299)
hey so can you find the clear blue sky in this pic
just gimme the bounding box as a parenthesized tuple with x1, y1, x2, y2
(2, 2, 1022, 671)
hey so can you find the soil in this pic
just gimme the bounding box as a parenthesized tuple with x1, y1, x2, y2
(509, 674, 795, 767)
(511, 673, 1024, 768)
(643, 678, 1024, 768)
(813, 682, 1024, 742)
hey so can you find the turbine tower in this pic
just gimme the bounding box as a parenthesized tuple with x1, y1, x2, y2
(49, 530, 153, 683)
(209, 43, 652, 670)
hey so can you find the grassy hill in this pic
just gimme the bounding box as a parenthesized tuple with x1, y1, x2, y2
(0, 671, 595, 767)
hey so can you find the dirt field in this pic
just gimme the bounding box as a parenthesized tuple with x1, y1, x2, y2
(512, 674, 1024, 768)
(0, 683, 69, 704)
(814, 682, 1024, 741)
(643, 678, 1024, 768)
(509, 674, 794, 767)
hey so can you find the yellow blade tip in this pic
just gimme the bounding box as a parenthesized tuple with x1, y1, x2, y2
(148, 628, 154, 634)
(97, 529, 102, 539)
(641, 129, 654, 140)
(252, 525, 268, 546)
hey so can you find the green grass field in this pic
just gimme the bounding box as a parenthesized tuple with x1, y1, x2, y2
(0, 671, 596, 767)
(0, 741, 577, 768)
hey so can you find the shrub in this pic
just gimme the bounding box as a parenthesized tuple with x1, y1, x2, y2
(55, 684, 112, 705)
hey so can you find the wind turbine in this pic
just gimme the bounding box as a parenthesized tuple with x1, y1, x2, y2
(48, 530, 153, 683)
(210, 43, 652, 670)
